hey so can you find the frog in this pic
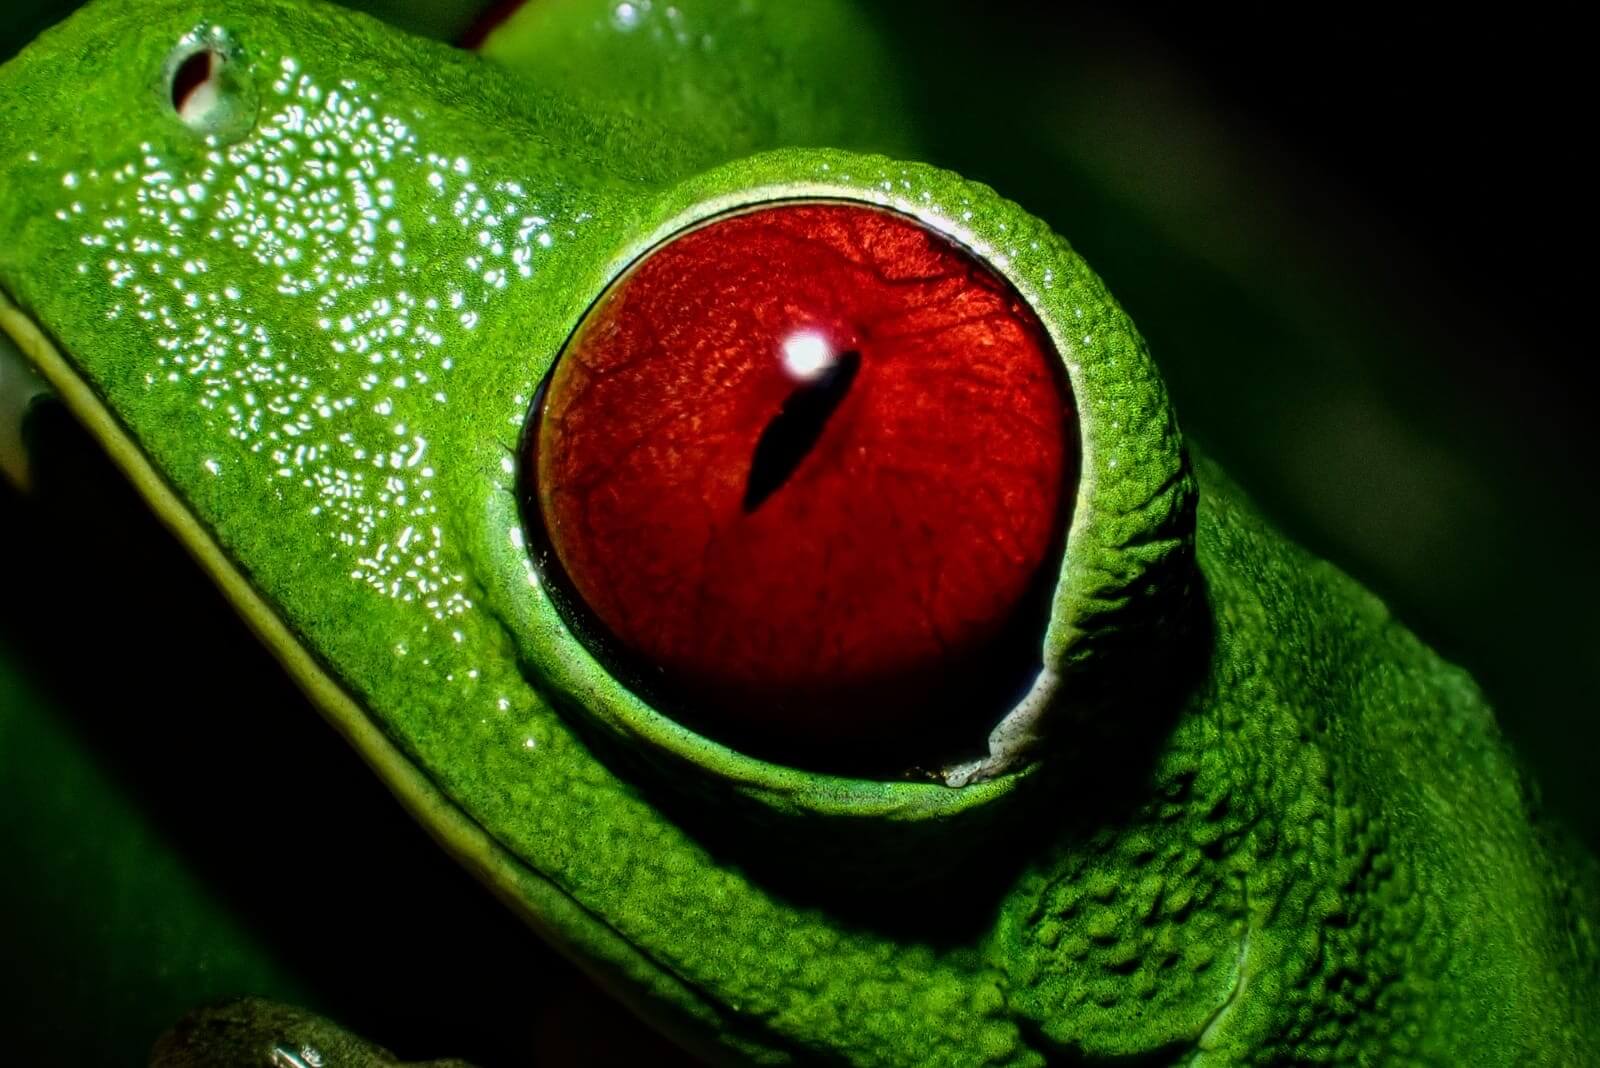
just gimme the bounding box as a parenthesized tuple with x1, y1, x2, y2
(0, 1, 1596, 1066)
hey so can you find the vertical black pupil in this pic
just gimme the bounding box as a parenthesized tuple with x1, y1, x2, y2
(742, 349, 861, 513)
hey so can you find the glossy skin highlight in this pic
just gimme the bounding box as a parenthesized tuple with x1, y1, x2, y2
(0, 1, 1595, 1066)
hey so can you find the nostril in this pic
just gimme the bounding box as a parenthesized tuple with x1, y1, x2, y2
(162, 28, 255, 142)
(170, 48, 219, 124)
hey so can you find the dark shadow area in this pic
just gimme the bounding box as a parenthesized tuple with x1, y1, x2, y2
(0, 403, 687, 1065)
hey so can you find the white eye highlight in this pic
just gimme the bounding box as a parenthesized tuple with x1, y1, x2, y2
(780, 330, 836, 382)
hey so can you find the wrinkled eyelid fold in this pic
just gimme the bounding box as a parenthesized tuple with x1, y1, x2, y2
(475, 156, 1198, 882)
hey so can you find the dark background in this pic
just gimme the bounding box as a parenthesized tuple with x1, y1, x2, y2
(2, 2, 1592, 1064)
(871, 1, 1597, 841)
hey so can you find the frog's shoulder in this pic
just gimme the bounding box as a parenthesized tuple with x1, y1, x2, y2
(1191, 451, 1600, 1061)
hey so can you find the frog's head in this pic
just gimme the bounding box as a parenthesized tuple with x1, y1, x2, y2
(1, 0, 1209, 1061)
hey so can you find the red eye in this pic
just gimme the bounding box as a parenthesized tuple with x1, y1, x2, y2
(527, 203, 1077, 770)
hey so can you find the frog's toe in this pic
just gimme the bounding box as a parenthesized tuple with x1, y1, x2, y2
(149, 998, 479, 1068)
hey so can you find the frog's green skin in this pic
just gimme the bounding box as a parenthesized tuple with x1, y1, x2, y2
(0, 1, 1595, 1065)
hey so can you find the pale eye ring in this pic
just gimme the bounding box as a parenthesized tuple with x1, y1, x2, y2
(162, 27, 257, 142)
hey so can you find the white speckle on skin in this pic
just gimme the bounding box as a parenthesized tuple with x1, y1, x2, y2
(56, 60, 584, 636)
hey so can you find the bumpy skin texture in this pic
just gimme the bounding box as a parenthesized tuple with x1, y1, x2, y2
(0, 2, 1595, 1066)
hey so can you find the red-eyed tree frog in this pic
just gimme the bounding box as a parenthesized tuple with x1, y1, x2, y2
(0, 1, 1595, 1064)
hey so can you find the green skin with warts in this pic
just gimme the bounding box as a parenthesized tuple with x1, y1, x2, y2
(0, 1, 1596, 1064)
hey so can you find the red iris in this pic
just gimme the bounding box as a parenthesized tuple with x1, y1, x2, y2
(528, 203, 1076, 770)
